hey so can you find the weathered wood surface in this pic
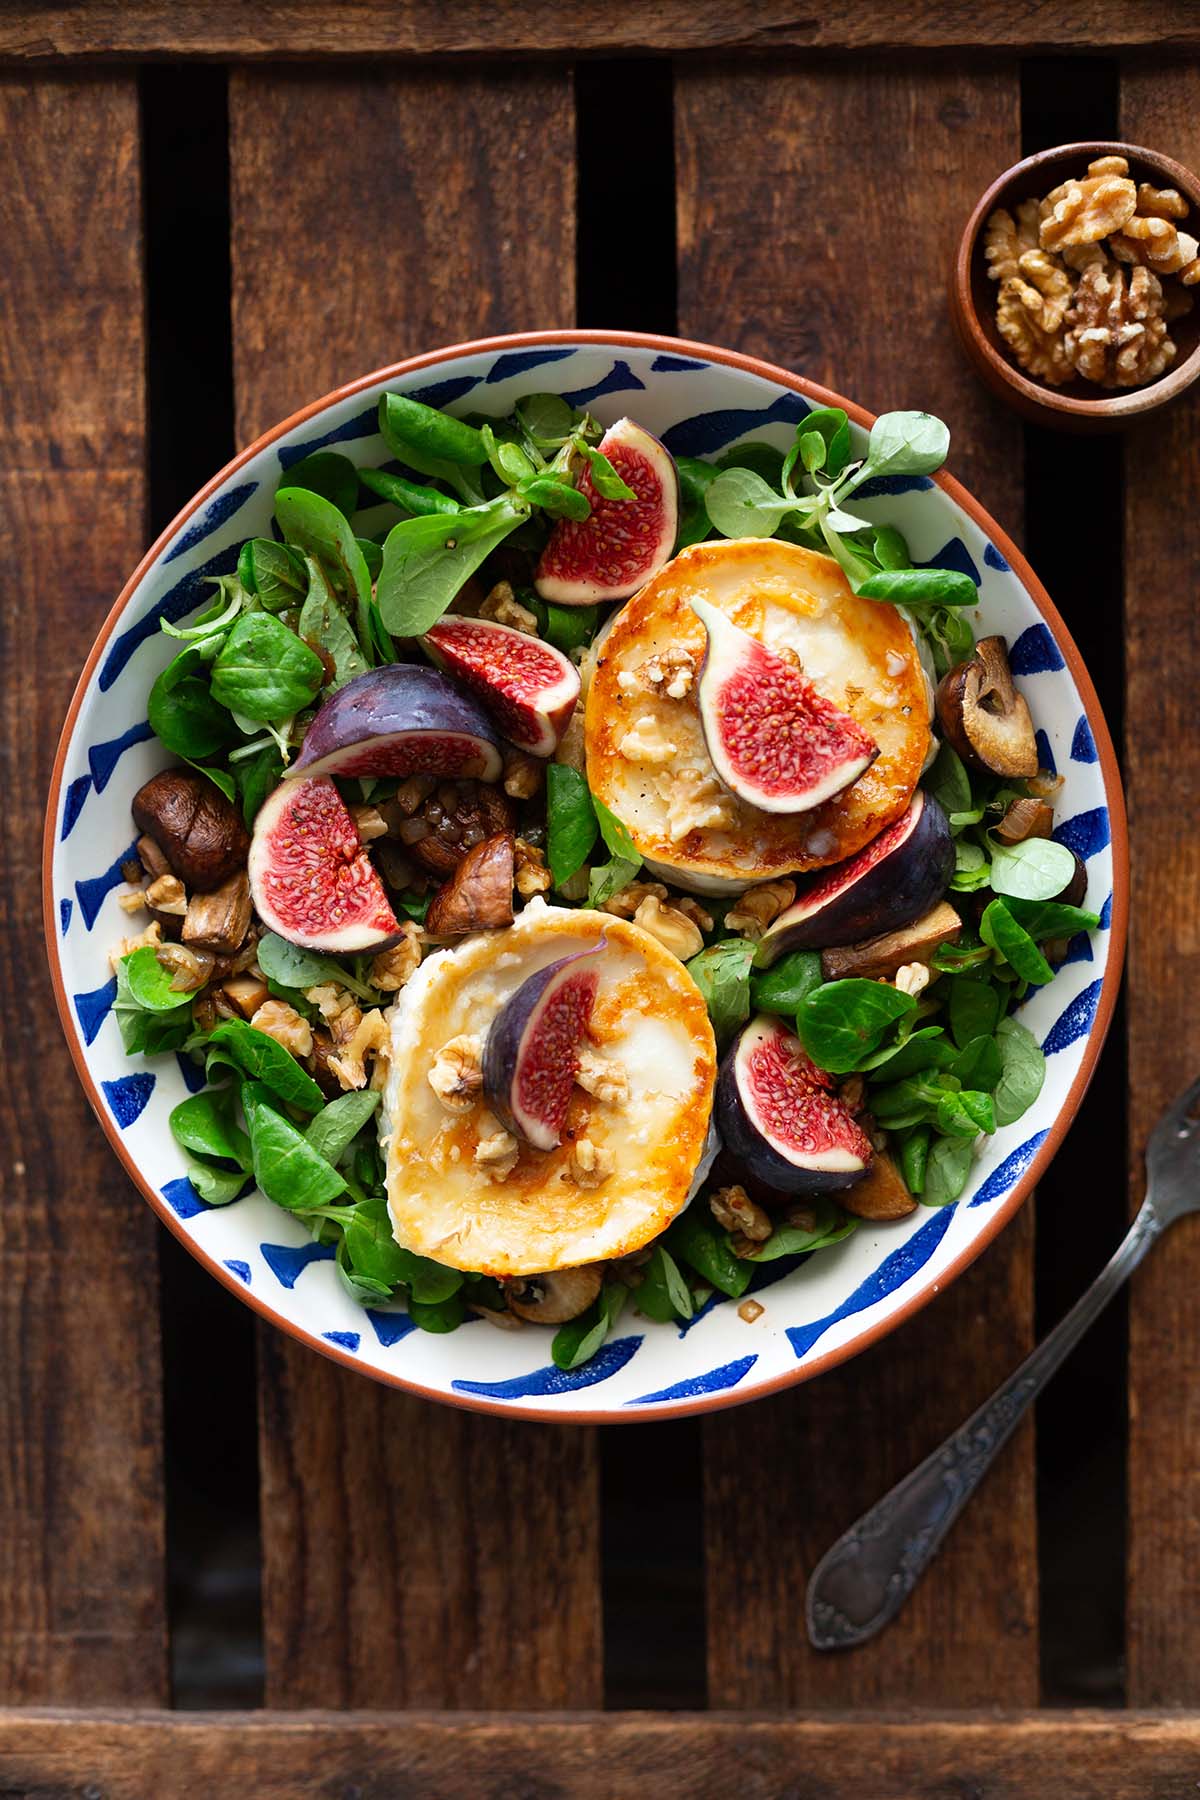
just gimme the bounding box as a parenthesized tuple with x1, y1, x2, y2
(1121, 63, 1200, 1710)
(2, 1, 1198, 60)
(230, 65, 603, 1710)
(677, 60, 1040, 1708)
(3, 1710, 1200, 1798)
(0, 74, 167, 1705)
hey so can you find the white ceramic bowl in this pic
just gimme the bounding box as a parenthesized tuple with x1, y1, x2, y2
(44, 331, 1127, 1421)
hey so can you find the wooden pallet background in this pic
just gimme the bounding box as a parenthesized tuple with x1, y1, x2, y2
(3, 6, 1200, 1790)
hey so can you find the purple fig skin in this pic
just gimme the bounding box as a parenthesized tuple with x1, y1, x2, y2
(756, 790, 954, 965)
(482, 945, 604, 1150)
(715, 1019, 870, 1195)
(288, 663, 503, 783)
(534, 418, 680, 605)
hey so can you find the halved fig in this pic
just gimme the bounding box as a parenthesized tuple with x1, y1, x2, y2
(691, 596, 878, 813)
(756, 790, 954, 964)
(935, 637, 1038, 778)
(248, 776, 401, 953)
(482, 944, 605, 1149)
(288, 664, 503, 783)
(716, 1014, 872, 1194)
(422, 615, 580, 756)
(535, 418, 679, 605)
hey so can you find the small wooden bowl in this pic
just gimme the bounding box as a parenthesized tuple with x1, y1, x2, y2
(951, 140, 1200, 432)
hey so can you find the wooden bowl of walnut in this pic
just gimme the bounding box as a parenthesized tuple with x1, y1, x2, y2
(952, 140, 1200, 431)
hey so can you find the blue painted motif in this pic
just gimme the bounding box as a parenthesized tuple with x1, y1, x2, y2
(277, 403, 379, 468)
(162, 1176, 208, 1219)
(100, 544, 240, 690)
(261, 1239, 336, 1289)
(75, 838, 140, 929)
(984, 542, 1010, 571)
(486, 347, 576, 383)
(101, 1072, 155, 1128)
(1054, 807, 1110, 861)
(787, 1207, 955, 1360)
(61, 774, 92, 840)
(225, 1260, 252, 1284)
(73, 975, 117, 1046)
(409, 375, 480, 408)
(676, 1290, 725, 1336)
(1042, 979, 1102, 1056)
(916, 537, 980, 585)
(560, 360, 646, 408)
(452, 1335, 643, 1398)
(967, 1130, 1049, 1208)
(1061, 931, 1094, 965)
(1035, 729, 1056, 777)
(89, 719, 154, 792)
(661, 392, 810, 459)
(1099, 892, 1112, 930)
(631, 1355, 758, 1404)
(323, 1330, 360, 1352)
(1009, 623, 1064, 675)
(651, 353, 706, 372)
(1070, 714, 1098, 763)
(60, 898, 72, 934)
(175, 1052, 208, 1094)
(366, 1308, 419, 1348)
(164, 483, 258, 563)
(855, 474, 934, 498)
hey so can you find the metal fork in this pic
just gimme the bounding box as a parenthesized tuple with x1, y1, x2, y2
(806, 1075, 1200, 1650)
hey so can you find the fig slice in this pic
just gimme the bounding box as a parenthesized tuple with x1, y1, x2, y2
(716, 1014, 872, 1194)
(935, 636, 1038, 778)
(248, 775, 402, 953)
(482, 944, 605, 1150)
(288, 664, 503, 783)
(691, 596, 879, 813)
(421, 615, 580, 756)
(534, 418, 679, 605)
(756, 790, 954, 964)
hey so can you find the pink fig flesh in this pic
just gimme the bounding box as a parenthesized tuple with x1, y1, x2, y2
(692, 597, 878, 813)
(482, 945, 605, 1150)
(716, 1014, 871, 1194)
(534, 417, 679, 605)
(248, 775, 401, 953)
(422, 616, 580, 756)
(288, 663, 503, 782)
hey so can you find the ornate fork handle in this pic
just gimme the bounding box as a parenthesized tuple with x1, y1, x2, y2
(806, 1198, 1165, 1650)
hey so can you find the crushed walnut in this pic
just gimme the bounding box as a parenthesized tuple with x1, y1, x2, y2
(738, 1298, 765, 1325)
(617, 647, 697, 700)
(502, 747, 544, 800)
(428, 1034, 484, 1113)
(514, 838, 553, 899)
(370, 924, 424, 992)
(602, 879, 668, 919)
(475, 1113, 520, 1180)
(894, 961, 932, 999)
(328, 1008, 389, 1091)
(479, 580, 538, 635)
(567, 1136, 615, 1188)
(709, 1183, 772, 1241)
(724, 879, 797, 942)
(250, 998, 314, 1059)
(108, 918, 163, 973)
(146, 873, 188, 916)
(631, 892, 704, 961)
(987, 152, 1195, 389)
(576, 1047, 630, 1107)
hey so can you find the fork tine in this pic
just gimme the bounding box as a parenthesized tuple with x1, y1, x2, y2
(1158, 1074, 1200, 1138)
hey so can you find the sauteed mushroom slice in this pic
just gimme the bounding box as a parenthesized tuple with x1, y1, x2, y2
(506, 1265, 604, 1325)
(936, 637, 1039, 778)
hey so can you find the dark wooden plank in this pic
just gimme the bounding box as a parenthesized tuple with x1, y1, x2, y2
(676, 60, 1039, 1707)
(2, 1, 1199, 60)
(1120, 63, 1200, 1710)
(3, 1710, 1200, 1798)
(229, 64, 602, 1709)
(1, 74, 167, 1703)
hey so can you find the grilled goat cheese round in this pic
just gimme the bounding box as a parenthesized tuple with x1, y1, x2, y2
(380, 901, 717, 1277)
(584, 538, 931, 892)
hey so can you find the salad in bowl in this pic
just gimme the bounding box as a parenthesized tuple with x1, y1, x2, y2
(45, 334, 1124, 1417)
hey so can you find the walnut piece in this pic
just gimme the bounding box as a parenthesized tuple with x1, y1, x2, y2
(145, 873, 188, 917)
(117, 887, 149, 915)
(1039, 173, 1137, 250)
(328, 1008, 389, 1091)
(502, 747, 544, 800)
(618, 647, 698, 700)
(475, 1113, 520, 1180)
(618, 712, 678, 766)
(725, 879, 797, 942)
(109, 919, 163, 973)
(894, 961, 931, 999)
(1064, 261, 1175, 388)
(674, 895, 714, 934)
(250, 998, 313, 1059)
(514, 838, 553, 899)
(709, 1184, 772, 1241)
(370, 924, 423, 992)
(428, 1034, 484, 1113)
(350, 803, 389, 843)
(602, 879, 668, 919)
(568, 1137, 615, 1188)
(576, 1047, 629, 1107)
(996, 275, 1073, 385)
(1137, 181, 1189, 221)
(1110, 212, 1200, 276)
(631, 892, 704, 961)
(479, 580, 538, 635)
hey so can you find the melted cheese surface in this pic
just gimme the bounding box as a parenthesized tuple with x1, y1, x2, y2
(584, 538, 931, 888)
(381, 901, 717, 1276)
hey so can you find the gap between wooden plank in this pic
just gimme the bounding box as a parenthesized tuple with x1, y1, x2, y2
(1, 1709, 1200, 1797)
(227, 63, 603, 1709)
(1120, 61, 1200, 1711)
(1, 2, 1199, 60)
(675, 56, 1039, 1708)
(0, 72, 167, 1705)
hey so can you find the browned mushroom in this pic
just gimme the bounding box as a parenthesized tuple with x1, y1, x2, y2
(820, 901, 962, 982)
(841, 1151, 918, 1222)
(506, 1265, 604, 1325)
(182, 870, 253, 956)
(424, 833, 515, 937)
(132, 769, 250, 891)
(935, 637, 1039, 778)
(993, 796, 1055, 845)
(399, 780, 515, 878)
